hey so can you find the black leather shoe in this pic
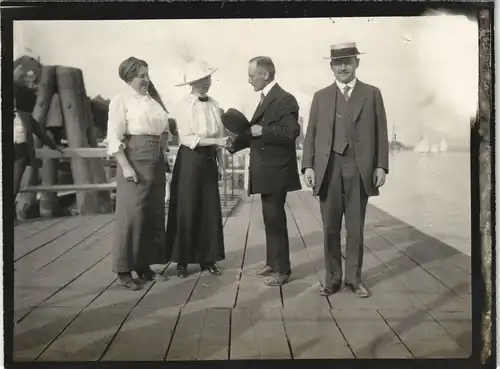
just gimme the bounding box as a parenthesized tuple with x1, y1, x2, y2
(118, 273, 142, 290)
(256, 265, 274, 276)
(345, 282, 371, 298)
(264, 273, 291, 286)
(201, 262, 222, 275)
(176, 264, 188, 278)
(319, 282, 342, 296)
(138, 267, 166, 282)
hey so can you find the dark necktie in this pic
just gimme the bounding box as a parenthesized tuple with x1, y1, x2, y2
(343, 85, 351, 101)
(257, 92, 265, 108)
(198, 95, 209, 102)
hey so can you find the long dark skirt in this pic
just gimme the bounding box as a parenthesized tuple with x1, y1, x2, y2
(165, 145, 225, 264)
(112, 135, 168, 273)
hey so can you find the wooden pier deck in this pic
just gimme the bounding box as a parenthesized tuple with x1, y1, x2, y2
(12, 191, 471, 361)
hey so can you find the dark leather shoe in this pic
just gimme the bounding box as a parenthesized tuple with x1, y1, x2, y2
(264, 273, 290, 286)
(201, 262, 222, 275)
(138, 267, 167, 282)
(256, 265, 274, 276)
(176, 264, 188, 278)
(118, 273, 142, 290)
(345, 282, 371, 298)
(319, 282, 342, 296)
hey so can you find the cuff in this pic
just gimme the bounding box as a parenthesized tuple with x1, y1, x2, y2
(107, 138, 125, 156)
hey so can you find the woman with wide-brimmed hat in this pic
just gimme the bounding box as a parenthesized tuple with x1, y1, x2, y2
(165, 60, 228, 278)
(107, 56, 171, 290)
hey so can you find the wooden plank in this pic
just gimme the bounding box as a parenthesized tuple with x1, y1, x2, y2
(16, 221, 114, 288)
(235, 197, 281, 310)
(38, 305, 132, 361)
(428, 311, 472, 354)
(39, 253, 116, 308)
(14, 306, 81, 361)
(363, 231, 452, 294)
(282, 306, 353, 358)
(378, 309, 469, 358)
(21, 182, 116, 193)
(231, 307, 290, 359)
(135, 263, 200, 310)
(15, 217, 66, 241)
(15, 214, 114, 273)
(101, 306, 179, 361)
(331, 309, 413, 358)
(290, 192, 330, 284)
(165, 307, 207, 361)
(14, 215, 94, 261)
(281, 200, 329, 310)
(198, 308, 230, 360)
(186, 199, 251, 309)
(229, 307, 260, 359)
(38, 263, 168, 360)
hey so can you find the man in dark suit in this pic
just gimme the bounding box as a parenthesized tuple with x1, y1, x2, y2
(302, 42, 389, 298)
(226, 56, 302, 286)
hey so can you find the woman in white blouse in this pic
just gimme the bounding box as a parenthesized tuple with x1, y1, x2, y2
(165, 60, 228, 278)
(107, 57, 170, 290)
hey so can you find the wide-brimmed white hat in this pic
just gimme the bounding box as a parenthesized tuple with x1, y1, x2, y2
(175, 60, 218, 87)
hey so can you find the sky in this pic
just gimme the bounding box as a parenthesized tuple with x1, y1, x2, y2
(14, 15, 478, 147)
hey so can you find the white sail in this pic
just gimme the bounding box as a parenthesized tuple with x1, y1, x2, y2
(439, 137, 449, 152)
(414, 137, 431, 153)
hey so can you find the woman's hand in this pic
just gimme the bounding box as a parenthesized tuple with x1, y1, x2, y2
(215, 137, 229, 147)
(218, 165, 224, 180)
(122, 165, 138, 183)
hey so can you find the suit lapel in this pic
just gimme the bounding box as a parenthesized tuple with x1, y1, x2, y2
(325, 84, 337, 133)
(250, 83, 280, 124)
(348, 81, 368, 123)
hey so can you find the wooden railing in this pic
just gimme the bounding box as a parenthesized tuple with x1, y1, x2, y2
(20, 147, 308, 201)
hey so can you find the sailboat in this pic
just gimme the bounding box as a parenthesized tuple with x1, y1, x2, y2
(414, 136, 431, 153)
(438, 137, 449, 152)
(389, 120, 406, 151)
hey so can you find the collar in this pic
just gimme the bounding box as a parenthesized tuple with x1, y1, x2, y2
(335, 77, 357, 91)
(126, 85, 150, 99)
(262, 80, 277, 97)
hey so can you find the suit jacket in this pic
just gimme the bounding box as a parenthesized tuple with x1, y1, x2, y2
(301, 80, 389, 197)
(231, 83, 302, 195)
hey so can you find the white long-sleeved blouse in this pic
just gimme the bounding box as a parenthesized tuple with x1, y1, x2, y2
(106, 89, 170, 155)
(172, 93, 224, 150)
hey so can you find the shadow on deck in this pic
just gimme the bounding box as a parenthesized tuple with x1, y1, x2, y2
(12, 191, 471, 361)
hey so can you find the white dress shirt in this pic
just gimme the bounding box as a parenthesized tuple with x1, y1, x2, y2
(335, 77, 357, 100)
(172, 93, 224, 150)
(262, 80, 277, 98)
(106, 89, 170, 155)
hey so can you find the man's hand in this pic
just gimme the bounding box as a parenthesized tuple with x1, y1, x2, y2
(225, 136, 236, 154)
(373, 168, 386, 188)
(250, 125, 262, 137)
(304, 168, 316, 188)
(122, 165, 138, 183)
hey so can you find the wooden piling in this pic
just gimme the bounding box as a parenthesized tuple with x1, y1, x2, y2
(56, 66, 99, 214)
(83, 96, 113, 213)
(32, 66, 60, 218)
(39, 94, 65, 217)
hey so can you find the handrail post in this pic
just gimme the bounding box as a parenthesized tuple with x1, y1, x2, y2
(223, 151, 228, 208)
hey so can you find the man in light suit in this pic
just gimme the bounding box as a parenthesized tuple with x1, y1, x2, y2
(302, 43, 389, 298)
(226, 56, 302, 286)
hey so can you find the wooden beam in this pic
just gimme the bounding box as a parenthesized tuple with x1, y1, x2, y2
(35, 148, 110, 159)
(20, 182, 117, 193)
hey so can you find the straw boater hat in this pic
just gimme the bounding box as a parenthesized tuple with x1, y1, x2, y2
(325, 42, 365, 60)
(175, 60, 218, 87)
